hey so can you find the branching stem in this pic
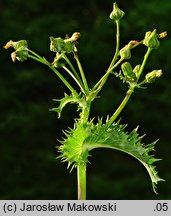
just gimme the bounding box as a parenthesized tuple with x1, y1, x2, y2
(28, 50, 78, 97)
(107, 47, 152, 126)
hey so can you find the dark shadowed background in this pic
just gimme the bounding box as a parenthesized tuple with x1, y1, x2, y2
(1, 0, 171, 199)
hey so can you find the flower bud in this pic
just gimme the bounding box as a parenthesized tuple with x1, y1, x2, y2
(50, 37, 65, 52)
(4, 40, 28, 50)
(145, 69, 162, 83)
(143, 29, 160, 49)
(50, 35, 75, 53)
(109, 2, 125, 22)
(133, 64, 141, 78)
(12, 40, 28, 50)
(4, 40, 28, 62)
(119, 41, 133, 60)
(15, 47, 29, 62)
(121, 62, 136, 82)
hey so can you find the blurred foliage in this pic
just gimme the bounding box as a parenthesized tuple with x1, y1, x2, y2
(0, 0, 171, 199)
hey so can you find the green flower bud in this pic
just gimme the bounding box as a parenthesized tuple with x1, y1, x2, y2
(121, 62, 136, 82)
(50, 35, 76, 54)
(133, 64, 141, 78)
(12, 40, 28, 50)
(119, 42, 133, 60)
(145, 69, 162, 83)
(50, 37, 65, 52)
(15, 47, 28, 62)
(143, 29, 160, 49)
(4, 40, 28, 62)
(109, 2, 125, 21)
(4, 40, 28, 50)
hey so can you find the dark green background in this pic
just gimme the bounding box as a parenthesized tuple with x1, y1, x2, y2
(1, 0, 171, 199)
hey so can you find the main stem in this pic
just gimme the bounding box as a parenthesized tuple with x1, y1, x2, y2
(77, 164, 86, 200)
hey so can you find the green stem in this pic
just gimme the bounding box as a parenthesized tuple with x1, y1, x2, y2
(107, 47, 152, 126)
(62, 66, 86, 94)
(28, 54, 49, 66)
(92, 20, 121, 95)
(28, 50, 78, 97)
(49, 66, 78, 97)
(63, 54, 83, 87)
(108, 20, 120, 70)
(107, 92, 132, 127)
(74, 52, 89, 95)
(137, 47, 152, 81)
(77, 164, 86, 200)
(92, 58, 123, 94)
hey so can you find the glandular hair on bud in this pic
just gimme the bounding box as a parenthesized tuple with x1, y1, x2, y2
(145, 69, 163, 83)
(109, 2, 125, 22)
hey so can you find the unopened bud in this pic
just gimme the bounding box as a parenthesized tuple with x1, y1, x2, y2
(121, 62, 136, 82)
(119, 41, 134, 60)
(143, 29, 160, 49)
(109, 2, 125, 22)
(50, 34, 76, 54)
(4, 40, 28, 50)
(12, 40, 28, 50)
(50, 37, 65, 52)
(4, 40, 28, 62)
(133, 64, 141, 78)
(15, 47, 29, 62)
(145, 69, 162, 83)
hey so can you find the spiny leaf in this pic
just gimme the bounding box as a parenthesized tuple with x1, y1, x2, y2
(84, 120, 164, 193)
(57, 122, 90, 169)
(50, 93, 86, 118)
(58, 119, 164, 193)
